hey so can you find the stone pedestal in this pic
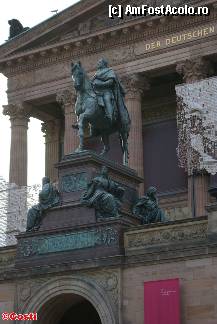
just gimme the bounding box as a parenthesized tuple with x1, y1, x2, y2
(57, 151, 142, 209)
(15, 151, 142, 268)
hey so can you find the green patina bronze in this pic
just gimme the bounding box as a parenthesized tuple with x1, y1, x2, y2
(26, 177, 60, 232)
(71, 59, 131, 165)
(8, 19, 29, 39)
(133, 187, 167, 224)
(19, 227, 119, 257)
(61, 172, 87, 193)
(81, 166, 125, 218)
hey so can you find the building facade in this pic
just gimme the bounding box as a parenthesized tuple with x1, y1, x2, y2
(1, 0, 217, 323)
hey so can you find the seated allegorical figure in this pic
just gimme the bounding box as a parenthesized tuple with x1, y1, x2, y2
(81, 166, 125, 218)
(26, 177, 60, 232)
(133, 186, 167, 224)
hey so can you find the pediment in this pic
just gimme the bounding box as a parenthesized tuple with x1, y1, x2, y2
(0, 0, 105, 60)
(0, 0, 204, 61)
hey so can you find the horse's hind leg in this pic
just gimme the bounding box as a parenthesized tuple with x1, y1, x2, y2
(100, 134, 110, 155)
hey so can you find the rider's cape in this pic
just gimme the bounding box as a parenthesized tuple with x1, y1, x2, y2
(92, 67, 131, 133)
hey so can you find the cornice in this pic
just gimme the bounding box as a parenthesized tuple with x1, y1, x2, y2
(1, 4, 217, 77)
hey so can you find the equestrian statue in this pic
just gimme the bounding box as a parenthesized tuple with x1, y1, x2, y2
(71, 58, 131, 165)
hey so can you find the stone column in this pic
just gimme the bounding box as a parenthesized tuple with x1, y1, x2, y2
(41, 120, 60, 182)
(3, 104, 30, 186)
(122, 74, 149, 194)
(176, 57, 213, 217)
(56, 89, 78, 155)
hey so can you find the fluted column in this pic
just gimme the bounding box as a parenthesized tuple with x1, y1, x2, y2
(41, 120, 60, 182)
(56, 89, 78, 155)
(176, 57, 213, 217)
(3, 104, 30, 186)
(122, 74, 149, 193)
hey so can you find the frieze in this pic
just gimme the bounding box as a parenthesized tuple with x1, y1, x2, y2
(61, 172, 87, 193)
(17, 227, 119, 258)
(124, 220, 208, 250)
(6, 62, 70, 93)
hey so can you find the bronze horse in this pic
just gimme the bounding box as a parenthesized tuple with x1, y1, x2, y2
(71, 62, 130, 165)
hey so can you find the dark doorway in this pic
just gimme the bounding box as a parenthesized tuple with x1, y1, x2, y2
(143, 120, 187, 193)
(58, 299, 101, 324)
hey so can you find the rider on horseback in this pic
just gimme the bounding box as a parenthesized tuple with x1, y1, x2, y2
(91, 58, 129, 125)
(71, 59, 131, 163)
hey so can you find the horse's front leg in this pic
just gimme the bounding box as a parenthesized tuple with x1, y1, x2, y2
(100, 134, 110, 155)
(120, 131, 129, 166)
(75, 113, 86, 152)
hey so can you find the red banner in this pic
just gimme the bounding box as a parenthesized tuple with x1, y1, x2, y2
(144, 278, 180, 324)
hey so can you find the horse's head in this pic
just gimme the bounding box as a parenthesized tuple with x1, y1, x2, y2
(71, 61, 85, 91)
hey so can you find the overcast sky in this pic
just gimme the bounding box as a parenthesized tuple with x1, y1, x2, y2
(0, 0, 78, 185)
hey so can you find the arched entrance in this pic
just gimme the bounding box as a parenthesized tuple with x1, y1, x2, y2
(37, 293, 102, 324)
(20, 276, 117, 324)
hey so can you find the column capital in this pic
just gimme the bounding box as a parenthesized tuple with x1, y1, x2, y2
(121, 73, 150, 99)
(3, 103, 31, 121)
(56, 89, 76, 108)
(176, 56, 214, 83)
(41, 120, 60, 142)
